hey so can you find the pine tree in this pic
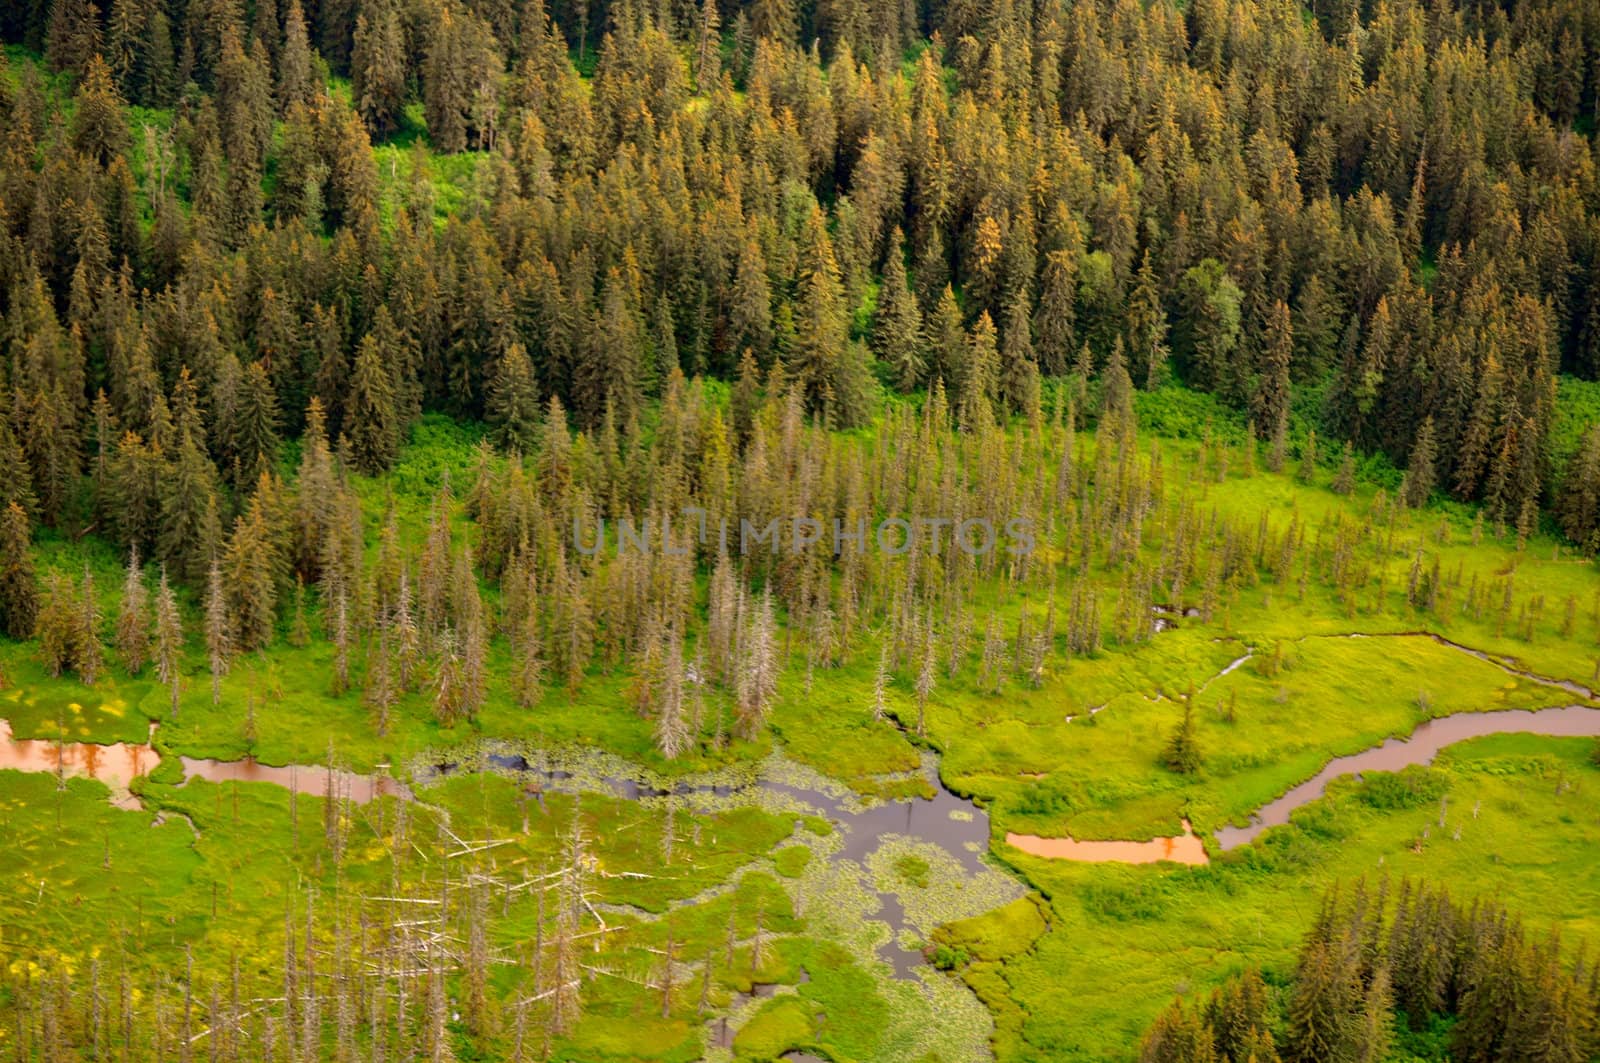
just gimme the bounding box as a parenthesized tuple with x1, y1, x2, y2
(1255, 300, 1293, 466)
(115, 546, 149, 674)
(205, 560, 232, 706)
(72, 54, 130, 166)
(351, 0, 407, 136)
(1403, 417, 1437, 509)
(346, 333, 401, 474)
(0, 503, 39, 639)
(1332, 442, 1356, 496)
(278, 0, 315, 109)
(960, 312, 999, 430)
(1164, 692, 1202, 774)
(999, 296, 1041, 419)
(77, 567, 104, 685)
(874, 227, 925, 391)
(224, 504, 278, 652)
(154, 566, 183, 718)
(488, 343, 541, 452)
(1034, 250, 1077, 377)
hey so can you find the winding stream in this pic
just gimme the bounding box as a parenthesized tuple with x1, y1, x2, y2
(1212, 705, 1600, 849)
(5, 631, 1600, 901)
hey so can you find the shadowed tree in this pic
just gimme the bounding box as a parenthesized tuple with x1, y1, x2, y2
(0, 503, 38, 640)
(346, 333, 401, 474)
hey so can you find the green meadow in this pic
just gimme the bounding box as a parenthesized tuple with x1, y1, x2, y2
(3, 404, 1600, 1061)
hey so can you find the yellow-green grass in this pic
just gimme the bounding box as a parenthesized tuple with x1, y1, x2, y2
(5, 408, 1600, 1060)
(942, 631, 1575, 843)
(982, 735, 1600, 1060)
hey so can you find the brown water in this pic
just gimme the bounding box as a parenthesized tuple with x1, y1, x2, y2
(1214, 705, 1600, 850)
(178, 757, 413, 803)
(0, 718, 409, 808)
(0, 719, 155, 809)
(1005, 819, 1208, 865)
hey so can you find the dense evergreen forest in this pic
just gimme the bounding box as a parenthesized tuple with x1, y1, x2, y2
(1, 0, 1599, 571)
(1141, 878, 1600, 1063)
(3, 0, 1600, 1059)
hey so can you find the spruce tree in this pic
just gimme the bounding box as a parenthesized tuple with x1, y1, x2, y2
(224, 504, 278, 652)
(487, 343, 541, 451)
(72, 54, 130, 166)
(1126, 249, 1168, 389)
(205, 560, 232, 706)
(115, 547, 149, 674)
(346, 333, 401, 474)
(874, 227, 925, 391)
(791, 205, 851, 422)
(1333, 442, 1356, 495)
(1163, 693, 1202, 774)
(424, 4, 471, 153)
(0, 503, 39, 640)
(999, 296, 1041, 419)
(959, 312, 999, 431)
(105, 0, 144, 97)
(1255, 300, 1293, 465)
(929, 284, 968, 398)
(1298, 430, 1319, 484)
(1034, 250, 1077, 377)
(160, 429, 219, 585)
(351, 0, 407, 136)
(77, 567, 103, 686)
(232, 360, 282, 485)
(1558, 427, 1600, 552)
(154, 567, 183, 718)
(278, 0, 315, 109)
(1403, 417, 1437, 509)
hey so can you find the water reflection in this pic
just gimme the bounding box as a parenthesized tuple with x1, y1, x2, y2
(0, 718, 153, 808)
(1005, 819, 1208, 865)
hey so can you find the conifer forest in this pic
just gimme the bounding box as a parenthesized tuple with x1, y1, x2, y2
(4, 0, 1600, 1057)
